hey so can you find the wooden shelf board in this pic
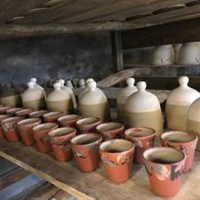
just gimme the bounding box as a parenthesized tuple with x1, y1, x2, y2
(0, 139, 200, 200)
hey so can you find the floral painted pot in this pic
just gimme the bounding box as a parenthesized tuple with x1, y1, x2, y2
(15, 108, 34, 119)
(0, 115, 10, 138)
(58, 114, 81, 127)
(43, 111, 64, 123)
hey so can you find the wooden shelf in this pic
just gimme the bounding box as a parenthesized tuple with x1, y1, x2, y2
(0, 139, 200, 200)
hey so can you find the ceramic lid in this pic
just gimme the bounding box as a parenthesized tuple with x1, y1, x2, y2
(30, 77, 44, 91)
(58, 79, 73, 94)
(187, 97, 200, 121)
(125, 81, 161, 112)
(117, 78, 137, 104)
(166, 76, 200, 106)
(66, 80, 73, 89)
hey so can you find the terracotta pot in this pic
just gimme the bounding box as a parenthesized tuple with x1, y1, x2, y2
(96, 122, 124, 141)
(71, 133, 102, 172)
(29, 110, 48, 119)
(43, 111, 64, 123)
(58, 114, 81, 127)
(33, 123, 58, 153)
(99, 139, 135, 184)
(125, 127, 156, 164)
(15, 108, 34, 118)
(6, 107, 23, 116)
(1, 116, 23, 142)
(143, 147, 185, 197)
(76, 117, 101, 134)
(48, 127, 77, 162)
(0, 115, 10, 138)
(17, 118, 41, 146)
(160, 131, 198, 172)
(0, 106, 12, 114)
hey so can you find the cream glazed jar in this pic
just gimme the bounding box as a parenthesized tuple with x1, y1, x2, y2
(166, 76, 200, 131)
(125, 81, 163, 134)
(117, 78, 137, 123)
(79, 81, 110, 121)
(46, 82, 71, 114)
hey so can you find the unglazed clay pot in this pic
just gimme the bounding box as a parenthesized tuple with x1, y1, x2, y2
(125, 127, 156, 164)
(99, 139, 135, 184)
(21, 82, 46, 110)
(43, 111, 64, 123)
(47, 83, 71, 114)
(96, 122, 124, 141)
(15, 108, 34, 119)
(166, 76, 200, 131)
(0, 106, 12, 114)
(0, 115, 9, 138)
(58, 114, 81, 127)
(17, 118, 41, 146)
(125, 81, 163, 134)
(49, 127, 76, 162)
(152, 44, 174, 65)
(76, 117, 101, 134)
(161, 131, 198, 172)
(33, 123, 58, 153)
(29, 110, 48, 120)
(117, 78, 137, 123)
(143, 147, 185, 197)
(1, 116, 23, 142)
(79, 81, 110, 121)
(71, 133, 102, 172)
(6, 107, 23, 116)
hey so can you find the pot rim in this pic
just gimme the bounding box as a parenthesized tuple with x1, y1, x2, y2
(48, 127, 76, 137)
(17, 117, 41, 125)
(124, 127, 156, 138)
(33, 122, 57, 131)
(58, 114, 81, 122)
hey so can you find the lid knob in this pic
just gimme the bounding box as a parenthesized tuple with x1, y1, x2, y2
(137, 81, 147, 91)
(86, 78, 94, 84)
(30, 77, 37, 83)
(58, 79, 65, 86)
(53, 82, 61, 90)
(87, 81, 96, 91)
(126, 78, 135, 87)
(178, 76, 189, 87)
(28, 81, 35, 89)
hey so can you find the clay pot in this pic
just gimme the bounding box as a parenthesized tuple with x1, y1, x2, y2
(58, 114, 81, 127)
(99, 139, 135, 183)
(1, 116, 23, 142)
(125, 127, 156, 164)
(143, 147, 185, 197)
(0, 115, 10, 138)
(0, 106, 12, 114)
(125, 81, 163, 134)
(117, 78, 137, 123)
(160, 131, 198, 172)
(17, 118, 41, 146)
(28, 110, 49, 120)
(15, 108, 34, 118)
(76, 117, 101, 134)
(96, 122, 124, 140)
(43, 111, 64, 123)
(166, 76, 200, 131)
(71, 133, 102, 172)
(33, 123, 58, 153)
(48, 127, 77, 162)
(6, 107, 23, 116)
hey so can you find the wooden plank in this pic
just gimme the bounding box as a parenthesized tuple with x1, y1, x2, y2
(0, 158, 18, 176)
(122, 17, 200, 49)
(50, 190, 79, 200)
(0, 139, 200, 200)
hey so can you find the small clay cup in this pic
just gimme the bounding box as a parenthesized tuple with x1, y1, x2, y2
(0, 115, 10, 138)
(160, 131, 198, 172)
(48, 127, 77, 162)
(16, 108, 34, 118)
(143, 147, 185, 197)
(6, 107, 23, 116)
(99, 139, 135, 184)
(0, 106, 12, 114)
(1, 116, 23, 142)
(29, 110, 49, 120)
(17, 118, 41, 146)
(58, 114, 81, 127)
(71, 133, 102, 172)
(76, 117, 101, 134)
(125, 127, 156, 164)
(96, 122, 124, 140)
(43, 111, 64, 123)
(33, 123, 58, 153)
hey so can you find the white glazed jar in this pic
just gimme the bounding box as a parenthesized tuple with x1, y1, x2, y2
(46, 82, 71, 114)
(117, 78, 137, 123)
(125, 81, 163, 134)
(79, 81, 110, 121)
(152, 44, 174, 65)
(166, 76, 200, 131)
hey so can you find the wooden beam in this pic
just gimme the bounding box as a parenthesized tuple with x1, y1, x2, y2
(122, 17, 200, 49)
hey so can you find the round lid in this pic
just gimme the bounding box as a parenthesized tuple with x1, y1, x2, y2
(30, 77, 37, 83)
(125, 81, 161, 112)
(166, 76, 200, 106)
(58, 79, 65, 86)
(187, 97, 200, 121)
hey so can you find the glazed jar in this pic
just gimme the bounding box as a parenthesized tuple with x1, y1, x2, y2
(178, 42, 200, 65)
(125, 81, 163, 134)
(21, 82, 46, 110)
(79, 81, 110, 121)
(166, 76, 200, 131)
(152, 44, 174, 65)
(117, 78, 137, 122)
(46, 83, 71, 114)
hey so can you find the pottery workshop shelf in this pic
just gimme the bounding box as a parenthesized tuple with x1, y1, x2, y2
(0, 139, 200, 200)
